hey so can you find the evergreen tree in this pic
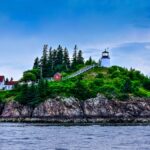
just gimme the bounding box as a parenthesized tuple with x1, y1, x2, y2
(71, 45, 78, 69)
(57, 45, 63, 65)
(71, 78, 92, 101)
(52, 49, 57, 73)
(16, 84, 29, 105)
(121, 78, 132, 93)
(77, 50, 84, 65)
(85, 56, 96, 65)
(33, 57, 40, 69)
(40, 45, 48, 78)
(85, 56, 92, 65)
(5, 78, 9, 84)
(37, 79, 49, 99)
(27, 83, 39, 106)
(63, 47, 70, 71)
(47, 47, 53, 76)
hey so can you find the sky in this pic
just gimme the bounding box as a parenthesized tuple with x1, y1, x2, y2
(0, 0, 150, 79)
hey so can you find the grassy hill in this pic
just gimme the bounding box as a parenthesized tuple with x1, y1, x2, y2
(48, 66, 150, 100)
(1, 65, 150, 106)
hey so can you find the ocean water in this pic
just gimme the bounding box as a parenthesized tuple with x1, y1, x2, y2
(0, 123, 150, 150)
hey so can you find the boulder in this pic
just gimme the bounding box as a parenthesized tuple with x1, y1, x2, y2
(33, 97, 83, 118)
(1, 101, 33, 118)
(83, 95, 115, 117)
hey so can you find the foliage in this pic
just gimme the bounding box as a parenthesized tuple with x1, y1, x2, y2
(15, 79, 51, 107)
(85, 56, 96, 65)
(21, 69, 40, 82)
(2, 45, 150, 104)
(22, 72, 36, 82)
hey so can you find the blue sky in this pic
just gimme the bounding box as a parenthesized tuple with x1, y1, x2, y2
(0, 0, 150, 79)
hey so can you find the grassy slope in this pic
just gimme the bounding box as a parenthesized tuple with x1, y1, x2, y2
(49, 66, 150, 100)
(1, 66, 150, 102)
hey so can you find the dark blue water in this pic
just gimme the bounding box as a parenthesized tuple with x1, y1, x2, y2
(0, 123, 150, 150)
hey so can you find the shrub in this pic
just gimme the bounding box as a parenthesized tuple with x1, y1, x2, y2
(96, 73, 104, 78)
(143, 78, 150, 91)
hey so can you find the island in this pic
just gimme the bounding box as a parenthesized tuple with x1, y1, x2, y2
(0, 45, 150, 124)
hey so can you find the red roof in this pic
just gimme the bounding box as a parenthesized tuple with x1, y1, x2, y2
(0, 76, 5, 82)
(6, 81, 17, 86)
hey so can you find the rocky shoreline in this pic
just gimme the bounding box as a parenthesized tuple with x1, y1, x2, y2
(1, 95, 150, 124)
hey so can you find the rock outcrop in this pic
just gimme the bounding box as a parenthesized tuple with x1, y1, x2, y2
(1, 95, 150, 123)
(1, 101, 33, 118)
(33, 97, 83, 118)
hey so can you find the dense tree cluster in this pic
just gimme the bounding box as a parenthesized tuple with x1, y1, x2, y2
(15, 79, 50, 107)
(21, 45, 96, 82)
(32, 45, 89, 78)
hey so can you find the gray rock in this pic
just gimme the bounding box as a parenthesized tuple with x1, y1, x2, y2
(1, 101, 33, 117)
(83, 96, 115, 117)
(1, 95, 150, 121)
(33, 98, 83, 118)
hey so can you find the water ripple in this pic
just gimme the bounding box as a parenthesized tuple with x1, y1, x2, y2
(0, 123, 150, 150)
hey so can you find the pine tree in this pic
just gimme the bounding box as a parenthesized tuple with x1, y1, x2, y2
(27, 83, 39, 106)
(38, 79, 48, 99)
(85, 56, 92, 65)
(5, 78, 9, 84)
(77, 50, 84, 65)
(47, 47, 53, 76)
(33, 57, 40, 69)
(63, 47, 70, 71)
(52, 49, 57, 73)
(71, 45, 78, 70)
(40, 45, 48, 78)
(89, 56, 92, 64)
(56, 45, 64, 65)
(16, 84, 29, 105)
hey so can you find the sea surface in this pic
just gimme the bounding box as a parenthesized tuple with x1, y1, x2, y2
(0, 123, 150, 150)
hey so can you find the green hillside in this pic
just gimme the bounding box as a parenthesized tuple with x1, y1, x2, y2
(0, 65, 148, 107)
(48, 66, 150, 101)
(1, 44, 150, 107)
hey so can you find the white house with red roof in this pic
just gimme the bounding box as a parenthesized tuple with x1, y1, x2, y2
(0, 76, 17, 90)
(5, 80, 17, 90)
(0, 76, 5, 90)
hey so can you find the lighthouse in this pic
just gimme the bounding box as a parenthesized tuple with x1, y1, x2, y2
(100, 49, 110, 67)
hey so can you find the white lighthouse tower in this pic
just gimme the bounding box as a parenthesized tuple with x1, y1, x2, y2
(100, 49, 110, 67)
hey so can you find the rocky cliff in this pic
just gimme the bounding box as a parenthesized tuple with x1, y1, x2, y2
(1, 95, 150, 123)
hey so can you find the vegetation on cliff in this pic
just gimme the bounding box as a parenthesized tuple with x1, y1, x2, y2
(0, 45, 150, 107)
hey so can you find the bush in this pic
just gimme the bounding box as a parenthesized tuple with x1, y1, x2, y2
(70, 79, 94, 101)
(96, 73, 104, 78)
(120, 77, 133, 93)
(134, 88, 150, 97)
(143, 78, 150, 90)
(110, 71, 121, 79)
(98, 84, 118, 99)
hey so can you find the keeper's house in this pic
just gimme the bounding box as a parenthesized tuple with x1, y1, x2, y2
(0, 76, 17, 90)
(5, 80, 17, 90)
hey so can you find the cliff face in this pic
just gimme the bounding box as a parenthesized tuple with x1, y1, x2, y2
(1, 101, 33, 118)
(1, 95, 150, 123)
(33, 97, 83, 118)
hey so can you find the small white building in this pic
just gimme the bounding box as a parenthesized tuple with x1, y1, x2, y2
(100, 50, 110, 67)
(0, 76, 5, 90)
(5, 80, 17, 90)
(0, 76, 17, 91)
